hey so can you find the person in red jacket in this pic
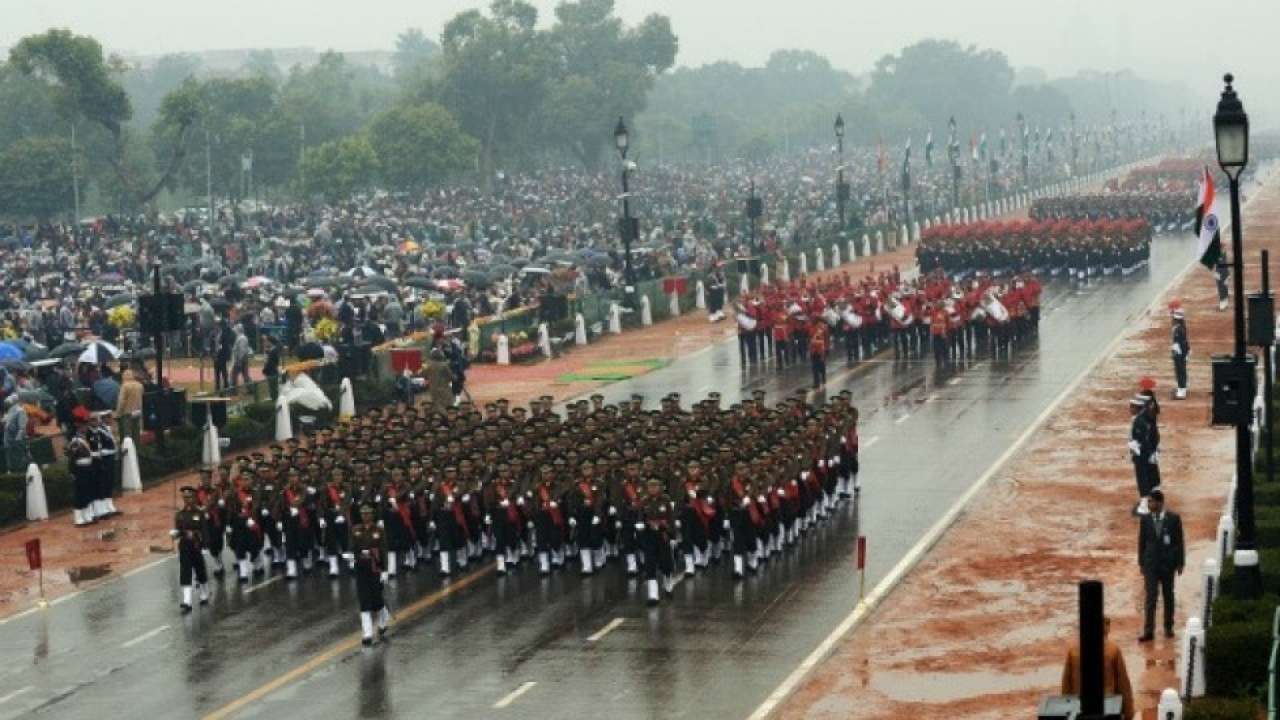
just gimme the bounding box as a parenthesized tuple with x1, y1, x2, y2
(809, 320, 829, 389)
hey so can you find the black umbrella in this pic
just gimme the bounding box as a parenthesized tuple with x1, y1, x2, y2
(105, 293, 134, 309)
(208, 297, 232, 311)
(49, 342, 85, 359)
(462, 270, 491, 288)
(23, 346, 49, 362)
(430, 267, 459, 279)
(296, 342, 325, 360)
(361, 275, 398, 291)
(403, 276, 434, 289)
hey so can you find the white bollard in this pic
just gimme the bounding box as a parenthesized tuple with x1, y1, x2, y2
(1179, 617, 1206, 698)
(120, 438, 142, 493)
(911, 222, 920, 243)
(339, 377, 356, 419)
(899, 224, 908, 246)
(944, 211, 952, 224)
(799, 252, 808, 277)
(831, 244, 840, 267)
(537, 322, 552, 356)
(695, 281, 707, 309)
(932, 216, 941, 228)
(496, 333, 511, 364)
(25, 463, 48, 521)
(1201, 557, 1220, 627)
(273, 397, 291, 444)
(761, 262, 770, 286)
(640, 296, 652, 326)
(1157, 688, 1182, 720)
(575, 313, 588, 345)
(1217, 513, 1235, 565)
(923, 218, 932, 230)
(608, 303, 622, 334)
(780, 258, 790, 283)
(861, 234, 871, 258)
(739, 271, 749, 297)
(875, 231, 884, 254)
(815, 247, 825, 273)
(963, 209, 972, 224)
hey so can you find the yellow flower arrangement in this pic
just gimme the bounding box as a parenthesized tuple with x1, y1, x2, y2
(107, 305, 137, 329)
(418, 300, 445, 319)
(313, 317, 340, 343)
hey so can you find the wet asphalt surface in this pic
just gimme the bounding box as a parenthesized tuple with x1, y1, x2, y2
(0, 234, 1194, 720)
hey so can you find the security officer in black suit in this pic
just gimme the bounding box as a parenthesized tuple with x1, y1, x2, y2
(1138, 489, 1184, 641)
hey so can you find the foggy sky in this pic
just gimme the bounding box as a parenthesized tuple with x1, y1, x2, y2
(5, 0, 1279, 120)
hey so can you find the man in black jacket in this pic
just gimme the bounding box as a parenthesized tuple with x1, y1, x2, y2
(1138, 489, 1184, 641)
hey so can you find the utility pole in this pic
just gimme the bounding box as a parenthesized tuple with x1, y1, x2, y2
(205, 129, 214, 238)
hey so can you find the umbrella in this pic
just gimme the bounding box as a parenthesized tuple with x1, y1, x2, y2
(17, 388, 54, 407)
(361, 276, 398, 291)
(105, 293, 134, 309)
(219, 273, 246, 286)
(430, 267, 460, 279)
(0, 343, 25, 362)
(342, 266, 380, 279)
(95, 272, 125, 283)
(296, 342, 325, 361)
(208, 298, 232, 312)
(49, 342, 85, 359)
(121, 347, 156, 360)
(79, 341, 122, 365)
(23, 346, 49, 362)
(241, 275, 272, 290)
(0, 359, 30, 371)
(520, 266, 550, 275)
(462, 271, 491, 288)
(403, 276, 434, 289)
(435, 278, 466, 291)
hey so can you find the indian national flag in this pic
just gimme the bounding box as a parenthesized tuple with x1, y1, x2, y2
(1195, 165, 1222, 269)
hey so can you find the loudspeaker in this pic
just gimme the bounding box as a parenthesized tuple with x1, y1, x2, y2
(1211, 354, 1257, 426)
(139, 293, 186, 334)
(1247, 291, 1275, 347)
(746, 197, 763, 219)
(188, 399, 226, 430)
(338, 344, 371, 379)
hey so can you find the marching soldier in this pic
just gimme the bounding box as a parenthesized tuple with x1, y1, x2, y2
(638, 477, 676, 605)
(195, 468, 227, 577)
(170, 486, 211, 613)
(348, 504, 391, 646)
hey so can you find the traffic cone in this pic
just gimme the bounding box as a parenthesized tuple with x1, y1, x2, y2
(25, 463, 47, 521)
(120, 437, 142, 493)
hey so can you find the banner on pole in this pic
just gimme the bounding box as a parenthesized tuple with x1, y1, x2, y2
(856, 536, 866, 570)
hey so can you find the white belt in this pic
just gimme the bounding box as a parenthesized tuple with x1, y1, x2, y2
(100, 450, 116, 457)
(75, 459, 92, 467)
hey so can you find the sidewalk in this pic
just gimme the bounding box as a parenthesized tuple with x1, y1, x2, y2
(0, 244, 919, 619)
(777, 187, 1278, 717)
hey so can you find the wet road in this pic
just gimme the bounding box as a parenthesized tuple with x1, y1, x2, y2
(0, 234, 1194, 720)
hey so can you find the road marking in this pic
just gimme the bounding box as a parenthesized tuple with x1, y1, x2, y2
(587, 618, 625, 642)
(493, 681, 536, 709)
(203, 562, 494, 720)
(122, 556, 175, 578)
(121, 624, 170, 648)
(862, 436, 879, 448)
(50, 590, 83, 606)
(242, 576, 283, 594)
(893, 414, 910, 425)
(0, 686, 33, 705)
(746, 217, 1213, 720)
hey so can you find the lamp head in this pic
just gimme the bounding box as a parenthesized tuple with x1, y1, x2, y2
(1214, 73, 1249, 179)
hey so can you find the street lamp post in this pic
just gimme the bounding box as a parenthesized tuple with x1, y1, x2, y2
(1214, 73, 1262, 597)
(1017, 112, 1028, 189)
(746, 179, 763, 253)
(834, 114, 848, 234)
(614, 117, 636, 304)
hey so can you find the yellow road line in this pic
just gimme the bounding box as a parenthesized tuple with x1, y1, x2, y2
(203, 563, 495, 720)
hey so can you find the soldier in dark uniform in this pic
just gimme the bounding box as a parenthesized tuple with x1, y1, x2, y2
(68, 411, 95, 526)
(638, 477, 676, 605)
(282, 470, 318, 579)
(1170, 306, 1190, 399)
(568, 459, 605, 575)
(195, 468, 227, 577)
(1128, 393, 1159, 515)
(348, 504, 391, 646)
(92, 411, 120, 517)
(170, 486, 211, 613)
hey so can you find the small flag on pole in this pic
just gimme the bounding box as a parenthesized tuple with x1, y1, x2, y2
(856, 536, 867, 570)
(25, 538, 41, 570)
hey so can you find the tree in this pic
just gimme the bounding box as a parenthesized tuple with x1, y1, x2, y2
(298, 135, 378, 202)
(868, 40, 1016, 141)
(438, 1, 551, 175)
(0, 135, 74, 220)
(392, 29, 438, 82)
(367, 102, 476, 190)
(9, 29, 196, 210)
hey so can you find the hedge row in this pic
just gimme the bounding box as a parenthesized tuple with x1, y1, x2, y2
(0, 375, 397, 528)
(1195, 420, 1280, 717)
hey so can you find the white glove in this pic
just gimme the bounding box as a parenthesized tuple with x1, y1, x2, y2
(608, 506, 617, 516)
(634, 522, 645, 531)
(1171, 344, 1180, 355)
(388, 496, 396, 506)
(592, 515, 601, 526)
(335, 515, 346, 524)
(832, 455, 841, 464)
(675, 520, 682, 529)
(342, 552, 354, 562)
(484, 514, 492, 526)
(375, 494, 382, 503)
(306, 486, 316, 495)
(687, 488, 697, 498)
(757, 495, 768, 504)
(318, 518, 327, 529)
(247, 518, 256, 528)
(549, 501, 557, 509)
(409, 492, 416, 500)
(499, 499, 510, 508)
(224, 526, 233, 535)
(777, 488, 787, 498)
(516, 497, 525, 506)
(290, 507, 299, 517)
(446, 495, 455, 503)
(527, 521, 535, 529)
(1149, 451, 1160, 465)
(722, 519, 731, 531)
(742, 497, 752, 508)
(818, 460, 826, 469)
(1127, 440, 1141, 456)
(615, 521, 622, 530)
(169, 529, 180, 539)
(800, 471, 810, 480)
(462, 494, 471, 503)
(377, 519, 384, 528)
(261, 508, 270, 517)
(428, 521, 436, 531)
(217, 498, 226, 507)
(569, 517, 578, 527)
(275, 521, 283, 532)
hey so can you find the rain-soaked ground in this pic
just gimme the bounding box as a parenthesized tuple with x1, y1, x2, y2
(0, 233, 1196, 720)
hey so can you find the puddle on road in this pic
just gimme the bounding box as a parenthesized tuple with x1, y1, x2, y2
(67, 564, 112, 584)
(873, 667, 1058, 703)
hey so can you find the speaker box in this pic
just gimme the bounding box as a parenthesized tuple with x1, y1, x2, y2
(1211, 354, 1257, 426)
(1247, 291, 1275, 347)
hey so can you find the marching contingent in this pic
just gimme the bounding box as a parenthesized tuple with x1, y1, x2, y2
(917, 218, 1153, 279)
(172, 390, 862, 644)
